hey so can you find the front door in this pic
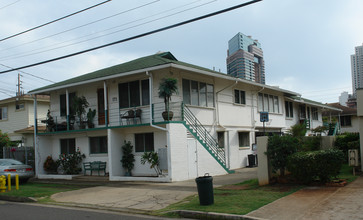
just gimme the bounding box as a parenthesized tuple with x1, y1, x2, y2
(97, 89, 105, 125)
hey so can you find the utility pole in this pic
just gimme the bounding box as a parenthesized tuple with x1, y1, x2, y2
(16, 73, 23, 97)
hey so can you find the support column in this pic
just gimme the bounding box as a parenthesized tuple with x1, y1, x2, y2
(66, 89, 70, 130)
(33, 95, 39, 176)
(104, 81, 108, 127)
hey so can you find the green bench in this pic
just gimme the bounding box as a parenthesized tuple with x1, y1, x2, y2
(83, 161, 107, 176)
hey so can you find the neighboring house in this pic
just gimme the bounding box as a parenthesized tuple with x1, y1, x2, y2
(0, 95, 49, 147)
(29, 52, 339, 182)
(323, 103, 359, 133)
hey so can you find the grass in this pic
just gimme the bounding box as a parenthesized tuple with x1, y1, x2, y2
(0, 182, 86, 202)
(337, 164, 358, 183)
(158, 164, 358, 217)
(157, 178, 302, 216)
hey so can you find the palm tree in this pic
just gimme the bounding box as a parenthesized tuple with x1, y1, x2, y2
(158, 78, 178, 120)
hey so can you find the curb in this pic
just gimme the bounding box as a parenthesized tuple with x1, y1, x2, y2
(0, 195, 37, 203)
(175, 210, 267, 220)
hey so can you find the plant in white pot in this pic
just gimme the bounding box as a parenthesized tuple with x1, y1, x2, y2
(158, 78, 178, 121)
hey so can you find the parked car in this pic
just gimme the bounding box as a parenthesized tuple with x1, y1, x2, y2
(0, 159, 34, 183)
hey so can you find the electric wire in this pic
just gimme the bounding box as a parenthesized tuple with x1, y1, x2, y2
(0, 0, 21, 10)
(0, 0, 160, 53)
(0, 90, 13, 97)
(0, 0, 263, 74)
(0, 0, 215, 61)
(0, 0, 112, 42)
(0, 63, 55, 83)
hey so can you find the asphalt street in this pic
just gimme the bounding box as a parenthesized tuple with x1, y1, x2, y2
(0, 201, 173, 220)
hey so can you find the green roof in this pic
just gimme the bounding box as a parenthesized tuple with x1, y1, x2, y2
(30, 52, 219, 93)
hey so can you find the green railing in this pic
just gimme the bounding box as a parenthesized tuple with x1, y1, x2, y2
(328, 122, 339, 136)
(182, 103, 231, 172)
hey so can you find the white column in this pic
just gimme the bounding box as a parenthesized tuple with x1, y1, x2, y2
(33, 95, 39, 176)
(104, 81, 108, 126)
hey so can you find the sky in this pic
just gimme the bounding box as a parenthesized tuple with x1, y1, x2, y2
(0, 0, 362, 103)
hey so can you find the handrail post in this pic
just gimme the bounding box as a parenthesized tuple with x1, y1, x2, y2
(152, 104, 154, 124)
(181, 102, 184, 121)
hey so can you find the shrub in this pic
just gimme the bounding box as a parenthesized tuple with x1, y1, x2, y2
(300, 136, 321, 152)
(266, 135, 299, 176)
(287, 149, 344, 184)
(57, 150, 85, 175)
(43, 156, 58, 173)
(335, 133, 359, 162)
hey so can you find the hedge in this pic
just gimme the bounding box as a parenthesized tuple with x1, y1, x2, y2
(287, 149, 344, 184)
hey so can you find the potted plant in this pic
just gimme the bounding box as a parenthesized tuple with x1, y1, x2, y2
(158, 78, 178, 121)
(87, 108, 96, 128)
(72, 95, 89, 129)
(121, 141, 135, 176)
(141, 151, 162, 176)
(43, 156, 58, 174)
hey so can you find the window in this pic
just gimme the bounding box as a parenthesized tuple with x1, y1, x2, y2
(258, 93, 279, 113)
(182, 79, 214, 107)
(15, 102, 25, 110)
(217, 132, 225, 148)
(285, 101, 294, 118)
(60, 92, 76, 117)
(299, 105, 306, 119)
(118, 79, 150, 109)
(234, 90, 246, 104)
(135, 133, 154, 152)
(238, 132, 250, 147)
(60, 138, 76, 154)
(312, 107, 318, 120)
(90, 136, 108, 154)
(341, 116, 352, 126)
(0, 107, 8, 120)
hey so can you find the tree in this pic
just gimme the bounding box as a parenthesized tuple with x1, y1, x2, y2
(266, 135, 299, 176)
(158, 78, 178, 112)
(0, 130, 11, 148)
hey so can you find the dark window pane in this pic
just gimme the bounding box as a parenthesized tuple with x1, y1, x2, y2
(119, 83, 129, 108)
(217, 132, 224, 148)
(289, 102, 294, 117)
(69, 92, 76, 116)
(240, 91, 246, 104)
(235, 90, 240, 103)
(129, 81, 140, 107)
(60, 138, 76, 154)
(135, 134, 144, 152)
(141, 79, 150, 105)
(60, 94, 66, 116)
(182, 79, 191, 105)
(144, 133, 154, 152)
(90, 136, 107, 154)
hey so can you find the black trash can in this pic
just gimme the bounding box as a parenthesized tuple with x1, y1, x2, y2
(195, 174, 214, 205)
(248, 154, 256, 167)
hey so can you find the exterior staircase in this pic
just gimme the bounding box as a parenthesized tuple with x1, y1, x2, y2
(182, 104, 234, 173)
(328, 122, 339, 136)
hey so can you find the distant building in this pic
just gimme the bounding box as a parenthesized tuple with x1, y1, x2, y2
(339, 92, 349, 106)
(351, 44, 363, 96)
(226, 33, 265, 84)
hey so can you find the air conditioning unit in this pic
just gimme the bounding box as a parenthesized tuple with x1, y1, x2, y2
(348, 149, 359, 167)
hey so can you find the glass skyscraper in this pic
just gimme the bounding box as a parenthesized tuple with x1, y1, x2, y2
(226, 33, 265, 84)
(351, 44, 363, 96)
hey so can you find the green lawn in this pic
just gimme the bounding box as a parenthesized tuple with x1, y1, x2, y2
(0, 183, 86, 201)
(158, 179, 302, 216)
(158, 164, 357, 217)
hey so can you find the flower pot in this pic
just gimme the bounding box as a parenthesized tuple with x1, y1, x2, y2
(162, 111, 173, 121)
(125, 170, 132, 176)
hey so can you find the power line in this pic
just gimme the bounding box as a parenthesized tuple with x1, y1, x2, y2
(0, 63, 55, 83)
(0, 0, 262, 74)
(0, 0, 160, 53)
(0, 0, 214, 61)
(0, 0, 112, 42)
(0, 90, 13, 97)
(0, 0, 21, 10)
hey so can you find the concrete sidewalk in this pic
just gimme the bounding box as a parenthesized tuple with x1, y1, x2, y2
(246, 176, 363, 220)
(50, 168, 257, 213)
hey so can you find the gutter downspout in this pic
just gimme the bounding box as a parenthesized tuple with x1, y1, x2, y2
(252, 86, 265, 136)
(146, 71, 171, 181)
(215, 80, 237, 169)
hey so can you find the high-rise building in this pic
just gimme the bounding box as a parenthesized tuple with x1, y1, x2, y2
(351, 44, 363, 96)
(226, 33, 265, 84)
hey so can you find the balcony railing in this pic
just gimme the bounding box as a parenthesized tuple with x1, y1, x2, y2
(36, 102, 184, 133)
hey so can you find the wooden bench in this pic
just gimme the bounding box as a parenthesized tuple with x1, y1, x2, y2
(83, 161, 106, 176)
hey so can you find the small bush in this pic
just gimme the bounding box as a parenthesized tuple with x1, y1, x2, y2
(266, 135, 299, 176)
(300, 136, 321, 152)
(287, 149, 344, 184)
(57, 150, 85, 175)
(335, 133, 359, 162)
